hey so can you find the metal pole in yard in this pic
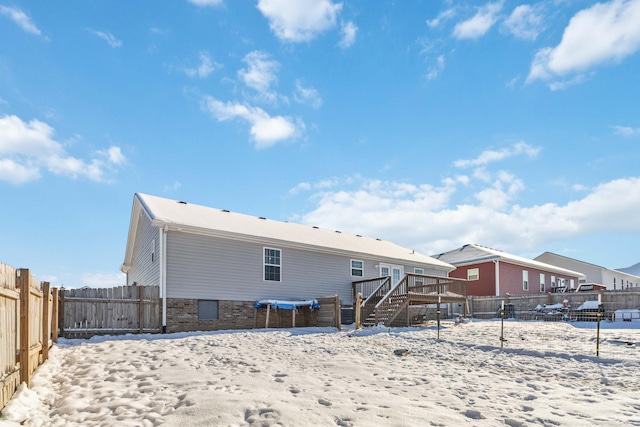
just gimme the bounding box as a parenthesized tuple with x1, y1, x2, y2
(596, 293, 603, 357)
(437, 294, 441, 340)
(500, 300, 505, 349)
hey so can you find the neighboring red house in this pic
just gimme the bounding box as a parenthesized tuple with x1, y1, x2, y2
(433, 244, 585, 297)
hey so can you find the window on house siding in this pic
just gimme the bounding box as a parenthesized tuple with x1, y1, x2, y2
(414, 268, 424, 286)
(198, 300, 219, 320)
(523, 270, 529, 291)
(570, 279, 575, 290)
(264, 248, 281, 281)
(540, 273, 545, 293)
(551, 275, 556, 289)
(351, 260, 364, 277)
(467, 268, 479, 281)
(151, 239, 156, 263)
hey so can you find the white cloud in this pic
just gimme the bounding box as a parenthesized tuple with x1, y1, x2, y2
(104, 146, 127, 165)
(427, 8, 456, 28)
(184, 51, 222, 78)
(88, 29, 122, 47)
(426, 55, 445, 80)
(164, 181, 182, 192)
(0, 159, 40, 184)
(295, 176, 640, 258)
(454, 141, 540, 168)
(257, 0, 342, 43)
(0, 115, 126, 184)
(202, 96, 301, 148)
(612, 125, 640, 136)
(294, 80, 323, 108)
(0, 6, 42, 36)
(527, 0, 640, 84)
(452, 1, 504, 40)
(238, 51, 280, 99)
(474, 171, 525, 210)
(80, 272, 126, 288)
(288, 176, 350, 195)
(187, 0, 224, 7)
(288, 182, 311, 195)
(339, 21, 357, 48)
(502, 4, 544, 41)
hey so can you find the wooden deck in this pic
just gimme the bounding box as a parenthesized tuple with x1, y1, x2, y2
(353, 274, 468, 327)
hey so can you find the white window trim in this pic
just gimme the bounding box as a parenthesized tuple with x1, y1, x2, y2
(263, 247, 282, 282)
(351, 259, 364, 277)
(523, 270, 529, 291)
(467, 268, 479, 281)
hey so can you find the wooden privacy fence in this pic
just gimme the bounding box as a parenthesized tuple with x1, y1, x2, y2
(469, 291, 640, 319)
(60, 286, 161, 338)
(1, 264, 58, 412)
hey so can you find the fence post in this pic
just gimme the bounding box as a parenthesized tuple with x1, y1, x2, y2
(51, 288, 59, 343)
(41, 282, 50, 362)
(17, 268, 31, 387)
(335, 294, 341, 330)
(355, 293, 362, 329)
(139, 286, 144, 334)
(59, 288, 65, 339)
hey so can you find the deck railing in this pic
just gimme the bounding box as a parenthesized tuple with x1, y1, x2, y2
(404, 274, 468, 299)
(353, 276, 392, 324)
(356, 274, 468, 326)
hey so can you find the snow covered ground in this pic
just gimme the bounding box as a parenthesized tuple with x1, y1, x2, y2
(2, 319, 640, 426)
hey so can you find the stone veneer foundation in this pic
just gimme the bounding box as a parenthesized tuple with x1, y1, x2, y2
(165, 296, 340, 333)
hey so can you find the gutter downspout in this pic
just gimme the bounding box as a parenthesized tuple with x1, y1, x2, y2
(160, 225, 168, 333)
(494, 260, 500, 296)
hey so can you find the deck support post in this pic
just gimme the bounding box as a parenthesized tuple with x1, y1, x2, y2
(265, 303, 271, 328)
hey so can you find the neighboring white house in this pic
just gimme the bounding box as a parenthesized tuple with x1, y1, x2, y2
(534, 252, 640, 291)
(121, 193, 455, 332)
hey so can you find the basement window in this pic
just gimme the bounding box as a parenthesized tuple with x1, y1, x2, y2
(198, 300, 219, 320)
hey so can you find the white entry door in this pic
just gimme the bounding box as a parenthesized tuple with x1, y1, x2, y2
(380, 264, 404, 285)
(392, 266, 404, 285)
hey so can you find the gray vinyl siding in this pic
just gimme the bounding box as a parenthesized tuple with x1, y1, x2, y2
(165, 231, 445, 304)
(126, 212, 160, 287)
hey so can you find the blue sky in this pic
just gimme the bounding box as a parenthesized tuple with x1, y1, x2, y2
(1, 0, 639, 288)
